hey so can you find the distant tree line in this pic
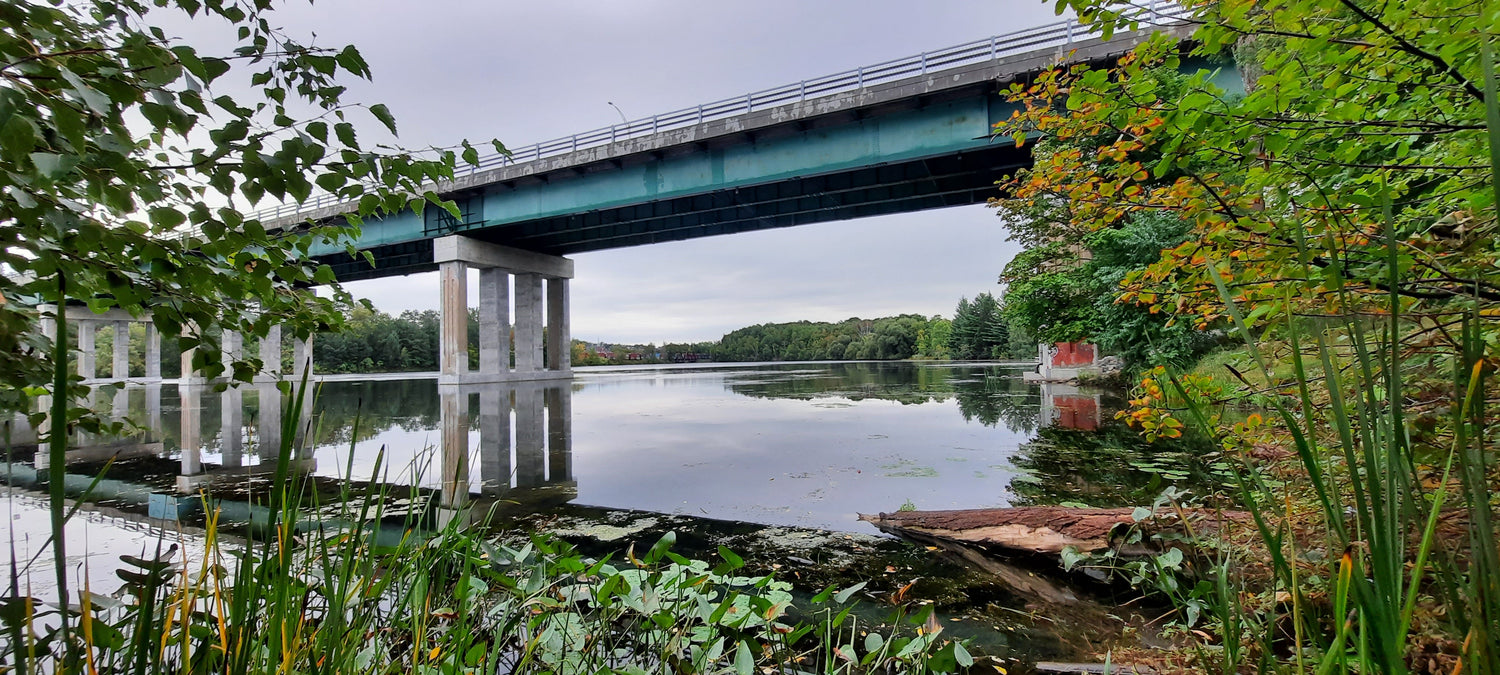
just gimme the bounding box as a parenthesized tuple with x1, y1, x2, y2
(308, 300, 1039, 374)
(313, 308, 445, 374)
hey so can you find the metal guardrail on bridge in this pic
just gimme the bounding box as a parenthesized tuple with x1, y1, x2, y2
(247, 1, 1192, 224)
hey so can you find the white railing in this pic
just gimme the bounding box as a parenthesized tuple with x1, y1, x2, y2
(247, 2, 1191, 224)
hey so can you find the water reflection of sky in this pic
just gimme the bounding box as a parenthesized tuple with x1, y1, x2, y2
(63, 362, 1049, 532)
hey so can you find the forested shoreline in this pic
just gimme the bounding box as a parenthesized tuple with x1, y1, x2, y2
(309, 294, 1036, 373)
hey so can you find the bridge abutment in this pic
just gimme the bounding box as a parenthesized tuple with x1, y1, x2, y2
(434, 235, 574, 385)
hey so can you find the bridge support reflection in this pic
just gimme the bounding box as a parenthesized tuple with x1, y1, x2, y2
(436, 382, 575, 526)
(175, 383, 316, 492)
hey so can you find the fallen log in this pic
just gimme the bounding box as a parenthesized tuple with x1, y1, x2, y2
(858, 506, 1244, 557)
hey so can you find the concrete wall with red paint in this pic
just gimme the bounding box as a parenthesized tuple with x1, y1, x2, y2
(1051, 342, 1096, 367)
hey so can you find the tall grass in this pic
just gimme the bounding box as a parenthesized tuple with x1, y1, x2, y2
(1152, 176, 1500, 675)
(2, 315, 969, 673)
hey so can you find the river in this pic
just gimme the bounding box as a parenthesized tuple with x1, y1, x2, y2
(5, 362, 1220, 663)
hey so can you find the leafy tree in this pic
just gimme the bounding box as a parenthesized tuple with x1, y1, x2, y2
(1, 0, 483, 419)
(948, 293, 1026, 359)
(915, 316, 952, 359)
(1004, 1, 1500, 671)
(1003, 0, 1498, 331)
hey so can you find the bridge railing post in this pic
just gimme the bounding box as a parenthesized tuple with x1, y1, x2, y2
(1066, 20, 1074, 45)
(989, 35, 998, 59)
(696, 105, 703, 124)
(745, 93, 752, 113)
(920, 52, 928, 75)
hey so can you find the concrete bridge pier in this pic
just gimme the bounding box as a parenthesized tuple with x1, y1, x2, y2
(435, 235, 574, 385)
(38, 305, 162, 382)
(256, 325, 282, 382)
(144, 324, 161, 380)
(221, 330, 243, 379)
(112, 321, 129, 380)
(77, 321, 96, 380)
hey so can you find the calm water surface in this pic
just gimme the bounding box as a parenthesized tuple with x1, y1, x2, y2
(13, 362, 1199, 601)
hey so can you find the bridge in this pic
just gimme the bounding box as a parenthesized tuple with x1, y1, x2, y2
(55, 10, 1199, 388)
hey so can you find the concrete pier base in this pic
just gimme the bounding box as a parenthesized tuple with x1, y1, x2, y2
(433, 235, 575, 385)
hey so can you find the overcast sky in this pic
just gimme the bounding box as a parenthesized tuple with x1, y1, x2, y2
(210, 1, 1063, 343)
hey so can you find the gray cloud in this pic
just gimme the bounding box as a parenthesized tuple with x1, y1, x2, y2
(252, 0, 1057, 342)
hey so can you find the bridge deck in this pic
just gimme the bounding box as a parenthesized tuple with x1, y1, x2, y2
(264, 17, 1195, 282)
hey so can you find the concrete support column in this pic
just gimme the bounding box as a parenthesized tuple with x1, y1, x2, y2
(547, 278, 570, 371)
(77, 321, 96, 380)
(514, 384, 545, 487)
(260, 325, 282, 379)
(478, 268, 510, 377)
(221, 329, 243, 379)
(39, 307, 56, 343)
(439, 261, 469, 383)
(546, 385, 572, 482)
(221, 387, 243, 467)
(112, 321, 130, 380)
(439, 387, 469, 508)
(291, 335, 314, 382)
(433, 236, 573, 383)
(478, 385, 512, 495)
(145, 323, 161, 379)
(514, 274, 544, 374)
(179, 323, 201, 383)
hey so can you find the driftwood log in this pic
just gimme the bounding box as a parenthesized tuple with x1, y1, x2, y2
(858, 506, 1243, 557)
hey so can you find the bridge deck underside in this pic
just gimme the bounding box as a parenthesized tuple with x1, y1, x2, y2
(323, 144, 1028, 282)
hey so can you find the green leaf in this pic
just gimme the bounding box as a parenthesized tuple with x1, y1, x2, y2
(954, 641, 973, 667)
(833, 581, 866, 604)
(717, 545, 744, 569)
(644, 531, 676, 564)
(733, 640, 753, 675)
(335, 122, 357, 148)
(29, 152, 74, 179)
(149, 208, 187, 229)
(369, 103, 397, 135)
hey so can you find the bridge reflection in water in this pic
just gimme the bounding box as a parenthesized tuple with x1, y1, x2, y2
(436, 382, 575, 526)
(20, 380, 576, 527)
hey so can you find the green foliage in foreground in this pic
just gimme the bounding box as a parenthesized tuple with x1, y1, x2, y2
(3, 385, 970, 674)
(1010, 0, 1500, 670)
(4, 516, 968, 674)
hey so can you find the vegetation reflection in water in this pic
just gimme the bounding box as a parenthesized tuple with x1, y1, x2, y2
(69, 362, 1224, 528)
(7, 362, 1233, 671)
